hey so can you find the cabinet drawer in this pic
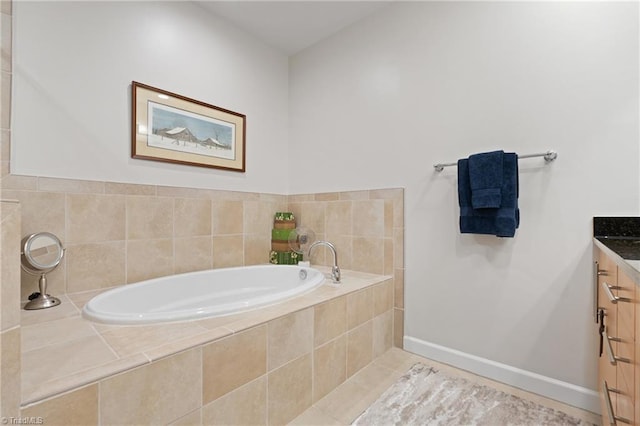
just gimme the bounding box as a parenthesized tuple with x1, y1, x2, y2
(618, 271, 636, 338)
(618, 391, 634, 425)
(617, 350, 633, 396)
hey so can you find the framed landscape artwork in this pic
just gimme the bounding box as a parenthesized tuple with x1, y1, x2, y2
(131, 81, 246, 172)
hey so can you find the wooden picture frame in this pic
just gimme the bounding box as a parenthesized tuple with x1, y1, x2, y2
(131, 81, 246, 172)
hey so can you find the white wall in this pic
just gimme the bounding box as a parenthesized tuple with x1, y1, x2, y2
(290, 1, 639, 410)
(12, 1, 290, 193)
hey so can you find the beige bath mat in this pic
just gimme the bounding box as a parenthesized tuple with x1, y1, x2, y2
(352, 363, 596, 426)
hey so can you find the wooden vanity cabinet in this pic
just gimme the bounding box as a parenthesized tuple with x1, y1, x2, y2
(597, 248, 636, 425)
(598, 250, 620, 423)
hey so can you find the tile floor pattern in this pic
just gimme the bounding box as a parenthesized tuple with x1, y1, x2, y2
(289, 348, 602, 426)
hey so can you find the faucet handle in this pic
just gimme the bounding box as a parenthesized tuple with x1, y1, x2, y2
(331, 266, 341, 283)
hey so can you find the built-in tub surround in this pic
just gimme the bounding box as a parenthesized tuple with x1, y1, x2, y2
(20, 268, 393, 424)
(1, 174, 404, 423)
(1, 176, 404, 345)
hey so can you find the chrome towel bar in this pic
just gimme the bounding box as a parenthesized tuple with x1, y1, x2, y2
(434, 150, 557, 172)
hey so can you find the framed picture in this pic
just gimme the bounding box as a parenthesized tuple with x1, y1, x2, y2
(131, 81, 246, 172)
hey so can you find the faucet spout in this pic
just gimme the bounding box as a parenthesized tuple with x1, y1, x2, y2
(308, 241, 341, 283)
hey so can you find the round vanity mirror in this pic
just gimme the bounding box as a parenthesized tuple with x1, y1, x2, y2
(21, 232, 64, 310)
(21, 232, 64, 273)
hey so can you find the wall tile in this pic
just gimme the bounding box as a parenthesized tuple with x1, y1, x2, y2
(288, 194, 314, 202)
(1, 71, 10, 130)
(339, 191, 368, 200)
(373, 279, 393, 317)
(202, 325, 266, 404)
(212, 235, 243, 268)
(314, 296, 346, 347)
(313, 335, 346, 402)
(373, 310, 393, 358)
(347, 321, 373, 377)
(243, 234, 269, 265)
(394, 228, 404, 268)
(1, 0, 12, 16)
(369, 188, 403, 201)
(315, 192, 338, 201)
(1, 129, 8, 167)
(383, 237, 394, 275)
(211, 200, 243, 235)
(244, 200, 282, 235)
(100, 348, 201, 425)
(38, 177, 105, 194)
(325, 201, 352, 235)
(66, 241, 125, 293)
(126, 239, 173, 283)
(1, 202, 20, 330)
(104, 182, 156, 196)
(0, 327, 20, 419)
(393, 196, 404, 229)
(300, 202, 325, 234)
(1, 174, 38, 190)
(347, 287, 373, 330)
(202, 377, 266, 426)
(127, 196, 173, 240)
(67, 194, 125, 243)
(21, 384, 98, 425)
(352, 200, 384, 237)
(174, 236, 212, 274)
(352, 237, 384, 274)
(268, 308, 313, 370)
(268, 353, 312, 425)
(156, 186, 214, 199)
(384, 199, 394, 238)
(2, 190, 65, 239)
(393, 308, 404, 348)
(175, 198, 211, 237)
(394, 268, 404, 309)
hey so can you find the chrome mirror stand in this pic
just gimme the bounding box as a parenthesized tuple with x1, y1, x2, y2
(21, 232, 65, 310)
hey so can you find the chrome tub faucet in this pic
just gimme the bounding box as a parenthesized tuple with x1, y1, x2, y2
(308, 240, 341, 283)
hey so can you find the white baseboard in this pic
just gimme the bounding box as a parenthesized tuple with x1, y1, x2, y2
(403, 336, 600, 414)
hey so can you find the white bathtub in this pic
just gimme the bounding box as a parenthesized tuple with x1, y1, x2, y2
(82, 265, 325, 325)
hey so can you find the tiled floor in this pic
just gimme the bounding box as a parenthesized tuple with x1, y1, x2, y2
(289, 347, 602, 425)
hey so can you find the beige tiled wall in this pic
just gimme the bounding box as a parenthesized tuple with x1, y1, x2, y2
(0, 0, 20, 420)
(1, 178, 405, 346)
(21, 279, 394, 425)
(0, 201, 21, 420)
(288, 189, 405, 347)
(1, 176, 287, 300)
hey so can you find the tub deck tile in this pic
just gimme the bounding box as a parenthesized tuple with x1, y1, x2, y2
(99, 321, 210, 358)
(20, 269, 392, 407)
(144, 326, 234, 362)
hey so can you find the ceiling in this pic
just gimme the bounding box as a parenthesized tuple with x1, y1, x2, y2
(196, 1, 393, 55)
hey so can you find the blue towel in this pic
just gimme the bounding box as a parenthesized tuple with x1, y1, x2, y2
(458, 152, 519, 237)
(468, 150, 503, 209)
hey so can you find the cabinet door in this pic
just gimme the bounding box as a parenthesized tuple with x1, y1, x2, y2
(598, 249, 619, 424)
(617, 270, 635, 425)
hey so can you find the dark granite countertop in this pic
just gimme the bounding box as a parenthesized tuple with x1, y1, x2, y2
(595, 237, 640, 261)
(594, 217, 640, 281)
